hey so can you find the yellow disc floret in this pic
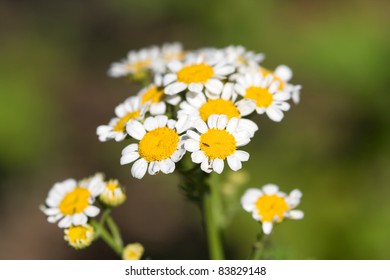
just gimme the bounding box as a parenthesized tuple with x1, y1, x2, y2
(255, 194, 289, 222)
(199, 99, 240, 121)
(59, 187, 91, 215)
(122, 243, 144, 260)
(138, 127, 179, 162)
(114, 111, 140, 132)
(245, 86, 273, 108)
(141, 86, 165, 105)
(99, 179, 126, 207)
(200, 129, 236, 160)
(64, 224, 94, 249)
(177, 63, 214, 84)
(127, 59, 151, 73)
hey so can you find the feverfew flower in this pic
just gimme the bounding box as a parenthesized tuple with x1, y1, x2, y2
(122, 243, 144, 260)
(108, 46, 159, 78)
(153, 42, 185, 73)
(235, 72, 290, 122)
(99, 179, 126, 207)
(41, 174, 104, 228)
(185, 114, 251, 174)
(224, 45, 265, 68)
(120, 115, 189, 179)
(178, 83, 258, 137)
(64, 224, 95, 249)
(97, 96, 145, 142)
(241, 184, 304, 235)
(163, 55, 235, 97)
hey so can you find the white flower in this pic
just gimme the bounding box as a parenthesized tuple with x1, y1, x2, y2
(152, 42, 185, 73)
(178, 83, 258, 137)
(260, 65, 302, 104)
(97, 96, 145, 142)
(235, 71, 290, 122)
(64, 224, 95, 249)
(41, 174, 105, 228)
(224, 45, 265, 68)
(99, 179, 126, 207)
(163, 54, 235, 97)
(241, 184, 304, 235)
(184, 114, 251, 174)
(108, 46, 159, 77)
(120, 115, 190, 179)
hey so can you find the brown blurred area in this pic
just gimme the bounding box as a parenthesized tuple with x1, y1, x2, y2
(0, 0, 389, 259)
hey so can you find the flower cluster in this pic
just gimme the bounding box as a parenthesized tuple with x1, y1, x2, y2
(98, 43, 301, 179)
(40, 173, 126, 249)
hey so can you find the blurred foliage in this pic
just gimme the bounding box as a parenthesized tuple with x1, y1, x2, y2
(0, 0, 389, 259)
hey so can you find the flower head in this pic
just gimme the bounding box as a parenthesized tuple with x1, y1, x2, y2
(41, 174, 104, 228)
(122, 243, 144, 260)
(99, 179, 126, 207)
(97, 96, 145, 142)
(121, 115, 190, 179)
(64, 224, 95, 249)
(184, 114, 252, 174)
(241, 184, 304, 234)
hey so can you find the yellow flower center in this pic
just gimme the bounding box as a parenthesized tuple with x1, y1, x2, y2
(255, 194, 289, 222)
(106, 179, 119, 191)
(65, 225, 94, 249)
(113, 111, 140, 132)
(138, 127, 179, 162)
(200, 129, 236, 160)
(199, 99, 240, 121)
(177, 63, 214, 84)
(244, 86, 273, 108)
(141, 86, 165, 105)
(122, 243, 144, 260)
(127, 59, 151, 73)
(260, 68, 285, 90)
(59, 187, 91, 215)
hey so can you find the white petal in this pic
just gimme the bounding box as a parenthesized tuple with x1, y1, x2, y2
(215, 65, 235, 76)
(160, 158, 175, 174)
(262, 184, 279, 195)
(185, 139, 200, 152)
(72, 213, 88, 225)
(164, 82, 187, 95)
(241, 188, 263, 212)
(262, 222, 273, 235)
(171, 148, 185, 162)
(120, 152, 140, 165)
(212, 158, 224, 174)
(205, 79, 223, 94)
(234, 131, 251, 146)
(194, 119, 208, 133)
(122, 143, 138, 155)
(143, 117, 158, 131)
(155, 115, 168, 127)
(207, 114, 219, 129)
(42, 207, 60, 216)
(288, 210, 304, 220)
(167, 60, 182, 72)
(131, 159, 148, 179)
(148, 161, 160, 175)
(226, 117, 239, 134)
(47, 214, 63, 223)
(221, 82, 234, 100)
(150, 102, 166, 115)
(126, 120, 146, 140)
(84, 205, 100, 217)
(201, 159, 212, 173)
(234, 150, 250, 161)
(227, 155, 242, 171)
(237, 99, 256, 116)
(191, 150, 206, 163)
(216, 115, 228, 129)
(275, 65, 292, 81)
(188, 83, 204, 93)
(266, 106, 284, 122)
(186, 91, 206, 108)
(273, 91, 290, 101)
(163, 73, 177, 85)
(187, 130, 200, 141)
(58, 216, 72, 228)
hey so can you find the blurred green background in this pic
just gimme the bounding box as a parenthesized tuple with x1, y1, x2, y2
(1, 0, 389, 259)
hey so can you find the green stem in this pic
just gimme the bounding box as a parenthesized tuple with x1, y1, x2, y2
(106, 215, 124, 251)
(250, 231, 266, 260)
(90, 219, 122, 256)
(203, 187, 225, 260)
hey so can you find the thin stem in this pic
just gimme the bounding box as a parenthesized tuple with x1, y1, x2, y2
(90, 219, 122, 256)
(106, 215, 124, 251)
(250, 231, 267, 260)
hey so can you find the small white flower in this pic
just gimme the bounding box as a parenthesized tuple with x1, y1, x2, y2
(108, 46, 159, 78)
(64, 224, 95, 249)
(152, 42, 185, 73)
(163, 54, 235, 97)
(224, 45, 265, 68)
(41, 174, 105, 228)
(178, 83, 258, 137)
(184, 114, 251, 174)
(99, 179, 126, 207)
(235, 71, 290, 122)
(120, 115, 190, 179)
(97, 96, 145, 142)
(241, 184, 304, 235)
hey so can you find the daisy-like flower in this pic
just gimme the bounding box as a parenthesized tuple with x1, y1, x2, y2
(99, 179, 126, 207)
(41, 174, 104, 228)
(163, 54, 235, 97)
(260, 65, 302, 104)
(185, 114, 251, 174)
(120, 115, 189, 179)
(137, 75, 181, 116)
(64, 224, 95, 249)
(153, 42, 185, 73)
(178, 83, 258, 137)
(108, 46, 159, 78)
(122, 243, 144, 260)
(235, 72, 290, 122)
(224, 45, 265, 68)
(241, 184, 304, 235)
(97, 96, 145, 142)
